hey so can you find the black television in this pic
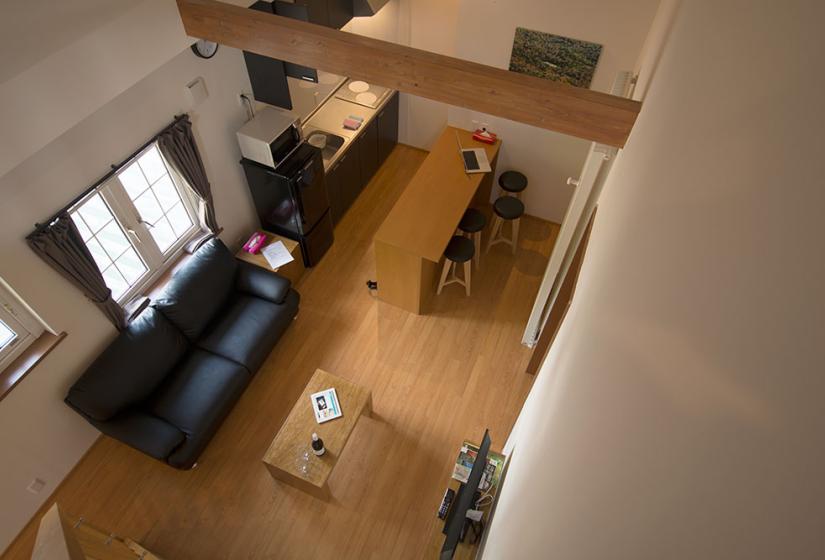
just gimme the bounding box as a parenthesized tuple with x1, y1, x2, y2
(441, 429, 491, 560)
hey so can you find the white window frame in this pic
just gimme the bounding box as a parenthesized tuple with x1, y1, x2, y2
(70, 142, 203, 305)
(0, 284, 45, 371)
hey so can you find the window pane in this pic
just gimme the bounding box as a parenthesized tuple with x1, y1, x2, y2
(0, 319, 16, 351)
(152, 175, 181, 211)
(115, 248, 147, 285)
(76, 194, 112, 234)
(118, 162, 150, 199)
(97, 220, 131, 261)
(138, 146, 167, 184)
(71, 193, 146, 302)
(74, 218, 93, 242)
(148, 217, 177, 253)
(134, 190, 164, 224)
(84, 237, 113, 271)
(167, 202, 193, 237)
(125, 143, 195, 254)
(101, 265, 129, 301)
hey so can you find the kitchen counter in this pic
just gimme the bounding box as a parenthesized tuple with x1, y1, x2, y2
(286, 71, 347, 124)
(373, 126, 501, 314)
(302, 90, 393, 170)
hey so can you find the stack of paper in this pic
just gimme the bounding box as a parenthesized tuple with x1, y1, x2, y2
(261, 240, 294, 270)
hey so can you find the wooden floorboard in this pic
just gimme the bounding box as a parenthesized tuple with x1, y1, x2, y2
(3, 145, 560, 560)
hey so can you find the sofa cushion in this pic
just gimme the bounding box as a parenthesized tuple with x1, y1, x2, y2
(149, 349, 249, 437)
(196, 289, 300, 373)
(90, 411, 185, 460)
(235, 260, 292, 304)
(66, 308, 189, 421)
(152, 238, 238, 340)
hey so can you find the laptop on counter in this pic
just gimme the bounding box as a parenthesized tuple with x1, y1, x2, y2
(455, 130, 491, 174)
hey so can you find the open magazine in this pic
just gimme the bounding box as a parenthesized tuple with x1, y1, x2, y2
(310, 387, 342, 423)
(451, 440, 505, 491)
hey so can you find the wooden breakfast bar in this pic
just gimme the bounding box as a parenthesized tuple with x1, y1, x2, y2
(374, 126, 501, 314)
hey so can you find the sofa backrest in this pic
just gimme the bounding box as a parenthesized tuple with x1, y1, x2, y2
(152, 238, 238, 340)
(66, 307, 189, 421)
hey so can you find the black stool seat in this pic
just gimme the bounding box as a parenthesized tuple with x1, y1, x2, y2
(493, 196, 525, 220)
(444, 235, 475, 263)
(458, 208, 487, 233)
(498, 170, 528, 193)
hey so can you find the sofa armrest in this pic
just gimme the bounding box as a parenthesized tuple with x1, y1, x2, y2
(90, 410, 185, 461)
(235, 259, 292, 304)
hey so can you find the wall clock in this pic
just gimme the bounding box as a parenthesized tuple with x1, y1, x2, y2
(191, 39, 219, 59)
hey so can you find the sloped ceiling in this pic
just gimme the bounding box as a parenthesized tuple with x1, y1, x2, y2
(0, 0, 133, 84)
(0, 0, 192, 180)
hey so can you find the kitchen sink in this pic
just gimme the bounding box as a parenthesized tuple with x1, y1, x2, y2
(304, 129, 345, 169)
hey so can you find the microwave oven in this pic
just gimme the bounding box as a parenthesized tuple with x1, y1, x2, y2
(236, 107, 302, 169)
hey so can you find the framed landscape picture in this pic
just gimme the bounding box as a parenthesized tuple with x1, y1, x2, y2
(508, 27, 603, 88)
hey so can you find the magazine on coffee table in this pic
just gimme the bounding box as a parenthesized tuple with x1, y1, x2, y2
(310, 387, 342, 423)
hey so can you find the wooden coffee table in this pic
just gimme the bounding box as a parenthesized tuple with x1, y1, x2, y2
(263, 369, 372, 499)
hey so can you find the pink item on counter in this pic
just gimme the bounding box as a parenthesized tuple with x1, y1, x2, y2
(343, 118, 362, 130)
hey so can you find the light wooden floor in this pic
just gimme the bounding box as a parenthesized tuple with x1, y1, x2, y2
(4, 145, 560, 560)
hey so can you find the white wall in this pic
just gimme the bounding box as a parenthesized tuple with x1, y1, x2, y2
(0, 45, 257, 553)
(448, 0, 660, 222)
(347, 0, 659, 222)
(482, 1, 825, 558)
(344, 0, 461, 149)
(0, 0, 191, 179)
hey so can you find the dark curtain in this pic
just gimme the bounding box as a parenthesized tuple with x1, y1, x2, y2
(26, 214, 126, 330)
(157, 116, 218, 232)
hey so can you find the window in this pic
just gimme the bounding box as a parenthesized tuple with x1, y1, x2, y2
(0, 285, 45, 371)
(70, 144, 200, 303)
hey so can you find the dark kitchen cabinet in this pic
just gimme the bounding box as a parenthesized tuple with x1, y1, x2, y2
(273, 0, 352, 29)
(243, 52, 291, 109)
(377, 91, 400, 166)
(272, 1, 319, 82)
(325, 160, 343, 224)
(244, 1, 292, 108)
(357, 118, 379, 186)
(327, 150, 361, 224)
(326, 0, 354, 28)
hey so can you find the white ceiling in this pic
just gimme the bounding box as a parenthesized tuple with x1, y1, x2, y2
(0, 0, 133, 83)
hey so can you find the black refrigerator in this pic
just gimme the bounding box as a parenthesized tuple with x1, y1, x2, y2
(241, 144, 334, 267)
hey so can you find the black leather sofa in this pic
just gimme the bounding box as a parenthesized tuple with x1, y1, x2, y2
(65, 238, 299, 469)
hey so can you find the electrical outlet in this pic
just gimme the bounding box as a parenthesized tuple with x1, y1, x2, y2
(26, 478, 46, 494)
(471, 119, 480, 131)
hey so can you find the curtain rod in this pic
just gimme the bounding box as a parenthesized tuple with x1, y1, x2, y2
(31, 113, 189, 235)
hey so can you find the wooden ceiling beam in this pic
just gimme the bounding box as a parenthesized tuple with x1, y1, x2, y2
(176, 0, 640, 147)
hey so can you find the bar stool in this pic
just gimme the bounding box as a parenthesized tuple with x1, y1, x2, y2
(487, 196, 524, 255)
(458, 208, 486, 270)
(437, 236, 475, 296)
(498, 170, 528, 199)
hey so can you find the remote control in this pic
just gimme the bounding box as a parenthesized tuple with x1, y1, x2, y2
(438, 488, 455, 519)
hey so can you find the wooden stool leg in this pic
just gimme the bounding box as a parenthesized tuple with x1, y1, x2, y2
(486, 216, 502, 253)
(474, 231, 481, 269)
(463, 261, 472, 296)
(437, 258, 452, 295)
(512, 217, 520, 254)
